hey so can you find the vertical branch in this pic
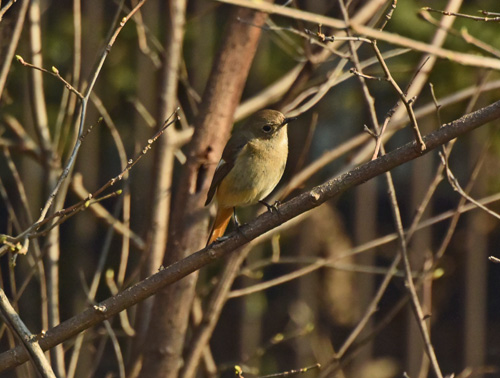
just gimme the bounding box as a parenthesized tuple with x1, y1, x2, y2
(138, 4, 269, 377)
(28, 0, 66, 375)
(148, 0, 187, 303)
(7, 2, 150, 376)
(34, 0, 145, 226)
(181, 249, 250, 378)
(67, 202, 123, 378)
(53, 0, 82, 150)
(28, 0, 52, 158)
(0, 0, 30, 100)
(130, 0, 187, 366)
(340, 1, 443, 376)
(387, 174, 444, 378)
(89, 93, 131, 287)
(2, 147, 50, 337)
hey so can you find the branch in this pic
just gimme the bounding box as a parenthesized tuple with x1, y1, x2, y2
(0, 0, 30, 99)
(423, 7, 500, 22)
(216, 0, 500, 70)
(0, 99, 499, 372)
(0, 111, 177, 256)
(0, 289, 56, 378)
(10, 0, 149, 243)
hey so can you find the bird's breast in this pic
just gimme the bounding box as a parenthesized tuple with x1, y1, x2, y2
(216, 134, 288, 208)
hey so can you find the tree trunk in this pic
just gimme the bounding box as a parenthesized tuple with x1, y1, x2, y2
(138, 5, 269, 377)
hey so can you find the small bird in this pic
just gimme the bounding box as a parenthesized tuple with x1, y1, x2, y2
(205, 109, 296, 246)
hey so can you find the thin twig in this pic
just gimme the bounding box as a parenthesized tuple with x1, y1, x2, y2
(418, 9, 500, 59)
(442, 148, 500, 221)
(0, 0, 17, 20)
(378, 0, 397, 31)
(15, 56, 83, 99)
(423, 7, 500, 22)
(0, 99, 499, 372)
(341, 1, 439, 372)
(304, 26, 371, 44)
(386, 166, 443, 378)
(90, 92, 132, 286)
(105, 270, 136, 336)
(0, 109, 178, 256)
(371, 41, 426, 151)
(181, 249, 250, 378)
(12, 0, 149, 248)
(71, 174, 145, 250)
(258, 363, 321, 377)
(216, 0, 500, 70)
(0, 0, 29, 100)
(325, 159, 490, 376)
(0, 288, 56, 378)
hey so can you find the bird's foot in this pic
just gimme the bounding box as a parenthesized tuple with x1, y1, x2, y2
(233, 208, 241, 228)
(231, 208, 250, 241)
(259, 200, 281, 214)
(213, 227, 249, 244)
(213, 235, 230, 244)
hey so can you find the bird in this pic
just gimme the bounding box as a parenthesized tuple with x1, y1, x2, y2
(205, 109, 296, 246)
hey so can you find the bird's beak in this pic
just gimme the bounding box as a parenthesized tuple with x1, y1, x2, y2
(281, 116, 298, 127)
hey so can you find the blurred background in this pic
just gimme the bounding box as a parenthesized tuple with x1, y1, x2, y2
(1, 0, 500, 377)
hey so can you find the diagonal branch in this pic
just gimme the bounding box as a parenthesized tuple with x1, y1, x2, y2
(0, 99, 499, 373)
(0, 288, 56, 378)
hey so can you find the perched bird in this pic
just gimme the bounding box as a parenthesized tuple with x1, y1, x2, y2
(205, 109, 296, 246)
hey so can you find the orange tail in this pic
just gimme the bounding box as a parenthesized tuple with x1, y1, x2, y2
(207, 207, 233, 246)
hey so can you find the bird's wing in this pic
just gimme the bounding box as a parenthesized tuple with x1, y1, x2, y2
(205, 134, 247, 206)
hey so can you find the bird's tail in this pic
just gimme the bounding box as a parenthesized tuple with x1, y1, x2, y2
(206, 207, 233, 246)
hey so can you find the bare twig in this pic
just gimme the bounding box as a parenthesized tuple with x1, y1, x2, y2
(103, 320, 126, 378)
(378, 0, 397, 31)
(258, 363, 321, 377)
(423, 7, 500, 22)
(0, 99, 499, 372)
(371, 41, 426, 151)
(234, 187, 500, 301)
(0, 0, 18, 20)
(131, 0, 187, 371)
(181, 248, 250, 378)
(216, 0, 500, 70)
(71, 175, 146, 250)
(324, 160, 492, 376)
(386, 166, 443, 378)
(11, 0, 149, 247)
(418, 9, 500, 58)
(90, 92, 132, 287)
(68, 197, 128, 378)
(489, 256, 500, 263)
(442, 149, 500, 221)
(105, 270, 136, 336)
(304, 26, 371, 44)
(0, 0, 30, 99)
(0, 288, 56, 378)
(15, 56, 83, 99)
(331, 6, 436, 375)
(340, 0, 464, 179)
(0, 110, 178, 256)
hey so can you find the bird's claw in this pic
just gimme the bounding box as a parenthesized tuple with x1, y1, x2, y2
(233, 208, 241, 227)
(259, 200, 281, 214)
(214, 235, 230, 244)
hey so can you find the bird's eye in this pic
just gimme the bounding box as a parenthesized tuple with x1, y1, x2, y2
(262, 125, 272, 133)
